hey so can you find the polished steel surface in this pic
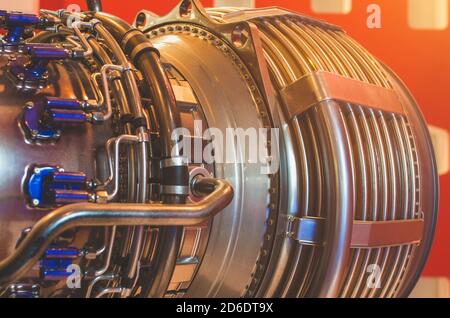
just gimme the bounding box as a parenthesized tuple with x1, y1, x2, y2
(280, 71, 405, 117)
(0, 0, 439, 298)
(0, 178, 233, 287)
(149, 31, 272, 297)
(0, 57, 109, 262)
(139, 1, 438, 298)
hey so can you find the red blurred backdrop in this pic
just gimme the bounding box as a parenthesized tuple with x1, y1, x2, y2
(40, 0, 450, 280)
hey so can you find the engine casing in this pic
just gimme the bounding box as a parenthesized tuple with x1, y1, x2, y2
(0, 1, 438, 298)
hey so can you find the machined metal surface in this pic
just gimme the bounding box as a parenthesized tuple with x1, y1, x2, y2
(138, 1, 438, 298)
(0, 0, 439, 299)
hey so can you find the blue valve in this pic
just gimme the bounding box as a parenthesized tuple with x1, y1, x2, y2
(53, 189, 91, 204)
(0, 11, 40, 46)
(21, 97, 93, 142)
(24, 165, 93, 208)
(9, 44, 75, 92)
(45, 97, 85, 110)
(41, 259, 74, 281)
(44, 247, 80, 259)
(41, 247, 80, 281)
(48, 109, 89, 124)
(0, 11, 57, 51)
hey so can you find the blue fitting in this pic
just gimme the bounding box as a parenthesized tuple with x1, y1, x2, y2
(52, 172, 87, 184)
(41, 259, 74, 281)
(25, 165, 91, 208)
(5, 12, 40, 25)
(44, 247, 79, 259)
(45, 97, 83, 110)
(53, 189, 91, 204)
(22, 101, 61, 141)
(48, 109, 89, 124)
(9, 44, 74, 92)
(41, 246, 80, 281)
(0, 11, 41, 46)
(22, 97, 90, 142)
(30, 45, 71, 59)
(26, 166, 59, 207)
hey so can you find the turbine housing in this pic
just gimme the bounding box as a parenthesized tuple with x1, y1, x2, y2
(0, 0, 438, 298)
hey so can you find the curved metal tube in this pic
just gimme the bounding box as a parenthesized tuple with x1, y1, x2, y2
(91, 12, 188, 298)
(86, 273, 116, 298)
(71, 21, 94, 58)
(95, 287, 125, 298)
(107, 134, 139, 201)
(0, 179, 233, 287)
(94, 226, 117, 277)
(100, 64, 126, 121)
(87, 0, 102, 12)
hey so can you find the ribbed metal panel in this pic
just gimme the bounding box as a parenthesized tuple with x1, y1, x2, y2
(208, 10, 421, 297)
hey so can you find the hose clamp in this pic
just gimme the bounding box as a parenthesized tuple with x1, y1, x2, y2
(160, 185, 190, 196)
(160, 156, 188, 168)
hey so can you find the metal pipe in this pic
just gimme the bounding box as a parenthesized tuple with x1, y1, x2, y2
(90, 14, 185, 297)
(91, 12, 181, 157)
(0, 178, 233, 287)
(90, 73, 105, 108)
(100, 64, 126, 121)
(94, 24, 145, 121)
(87, 36, 139, 278)
(86, 273, 116, 298)
(95, 287, 126, 298)
(94, 226, 117, 276)
(71, 21, 94, 58)
(126, 139, 148, 280)
(107, 134, 139, 201)
(90, 23, 149, 284)
(86, 0, 102, 12)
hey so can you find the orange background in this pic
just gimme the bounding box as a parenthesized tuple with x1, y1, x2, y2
(40, 0, 450, 280)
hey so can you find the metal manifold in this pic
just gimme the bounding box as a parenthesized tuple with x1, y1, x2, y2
(0, 0, 438, 298)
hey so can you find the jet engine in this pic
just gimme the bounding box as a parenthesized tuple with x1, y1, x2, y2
(0, 0, 438, 298)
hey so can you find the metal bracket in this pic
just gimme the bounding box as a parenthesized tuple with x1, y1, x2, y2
(351, 219, 424, 248)
(287, 215, 424, 248)
(280, 71, 405, 119)
(287, 216, 325, 246)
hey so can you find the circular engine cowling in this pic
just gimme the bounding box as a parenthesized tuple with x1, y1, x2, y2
(0, 0, 438, 298)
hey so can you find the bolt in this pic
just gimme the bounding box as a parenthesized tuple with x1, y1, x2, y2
(32, 199, 40, 206)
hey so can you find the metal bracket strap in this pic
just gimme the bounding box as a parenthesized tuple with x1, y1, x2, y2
(287, 216, 325, 246)
(280, 71, 405, 119)
(351, 219, 424, 248)
(287, 216, 424, 248)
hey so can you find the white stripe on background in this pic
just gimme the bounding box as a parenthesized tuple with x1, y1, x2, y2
(0, 0, 39, 13)
(429, 125, 450, 176)
(311, 0, 352, 14)
(214, 0, 255, 8)
(408, 0, 449, 30)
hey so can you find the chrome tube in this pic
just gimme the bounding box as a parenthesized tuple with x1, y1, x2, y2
(86, 273, 116, 298)
(94, 226, 117, 277)
(0, 178, 233, 287)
